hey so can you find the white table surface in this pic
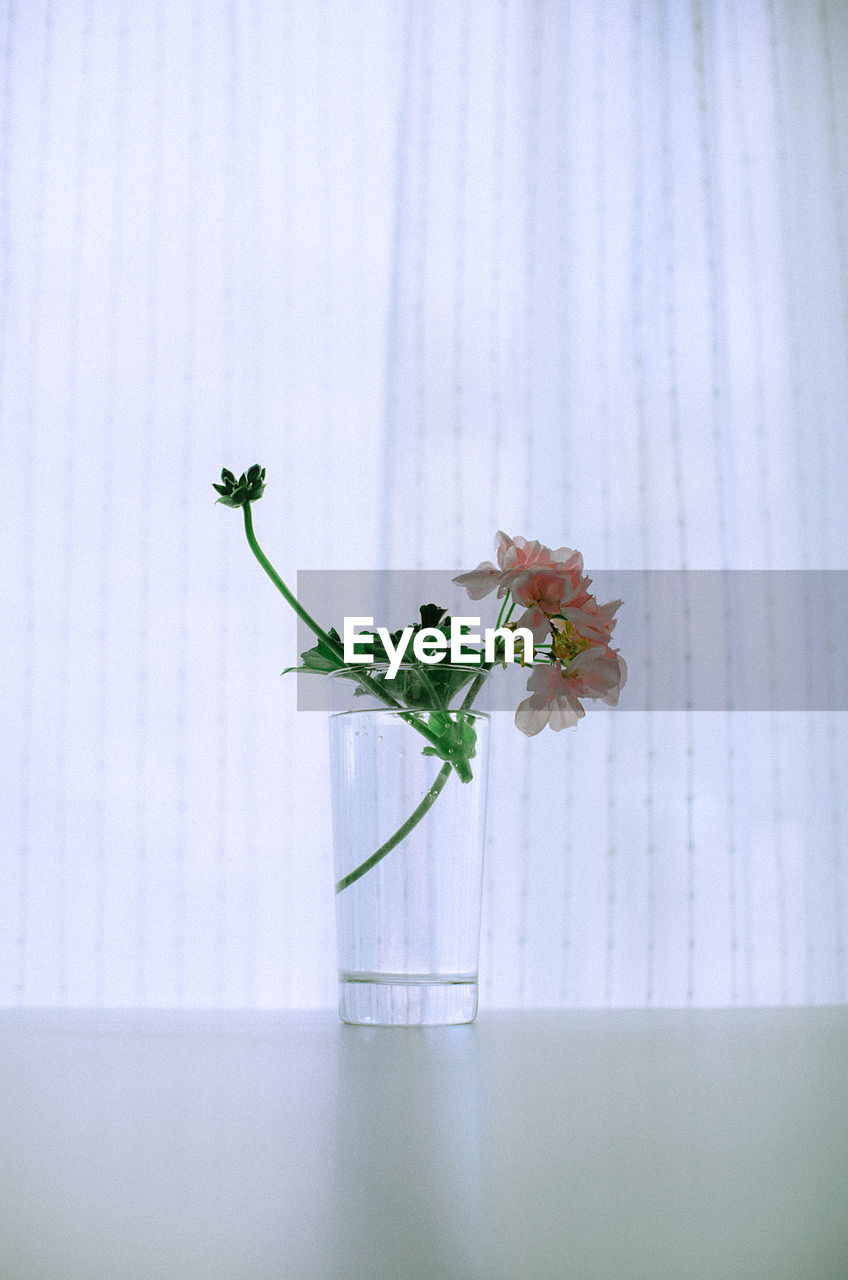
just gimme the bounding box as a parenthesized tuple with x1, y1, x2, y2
(1, 1008, 846, 1280)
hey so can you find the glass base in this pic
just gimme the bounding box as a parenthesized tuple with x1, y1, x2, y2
(338, 972, 478, 1026)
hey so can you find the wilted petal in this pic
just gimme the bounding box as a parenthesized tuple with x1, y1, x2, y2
(601, 653, 627, 704)
(512, 606, 553, 644)
(511, 567, 585, 614)
(598, 599, 623, 627)
(556, 597, 619, 643)
(547, 692, 583, 731)
(451, 561, 500, 600)
(514, 693, 551, 736)
(515, 662, 585, 734)
(524, 663, 560, 696)
(566, 646, 627, 701)
(550, 546, 581, 568)
(494, 531, 516, 568)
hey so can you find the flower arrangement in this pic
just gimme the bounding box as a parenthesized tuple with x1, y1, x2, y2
(214, 466, 626, 890)
(452, 530, 627, 734)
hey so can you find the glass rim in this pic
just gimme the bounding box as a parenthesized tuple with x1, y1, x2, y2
(323, 663, 492, 716)
(325, 661, 492, 678)
(328, 705, 490, 719)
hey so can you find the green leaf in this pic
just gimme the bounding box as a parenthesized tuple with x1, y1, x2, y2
(418, 603, 448, 628)
(282, 627, 347, 676)
(420, 711, 477, 766)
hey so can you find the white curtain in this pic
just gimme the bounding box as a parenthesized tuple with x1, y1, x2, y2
(2, 0, 846, 1007)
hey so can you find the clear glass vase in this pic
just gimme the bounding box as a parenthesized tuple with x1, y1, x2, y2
(328, 664, 490, 1026)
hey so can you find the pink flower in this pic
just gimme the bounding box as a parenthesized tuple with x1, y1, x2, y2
(514, 647, 627, 736)
(455, 531, 626, 735)
(510, 567, 589, 641)
(553, 595, 622, 645)
(452, 532, 584, 602)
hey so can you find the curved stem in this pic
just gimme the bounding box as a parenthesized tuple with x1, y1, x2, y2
(335, 762, 453, 893)
(243, 503, 344, 660)
(461, 670, 488, 710)
(336, 674, 489, 894)
(239, 498, 488, 894)
(242, 503, 459, 759)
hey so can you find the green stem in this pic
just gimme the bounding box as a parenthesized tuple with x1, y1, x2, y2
(241, 501, 486, 885)
(335, 762, 453, 893)
(336, 672, 489, 893)
(243, 503, 344, 661)
(242, 503, 462, 760)
(415, 664, 441, 705)
(461, 669, 488, 710)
